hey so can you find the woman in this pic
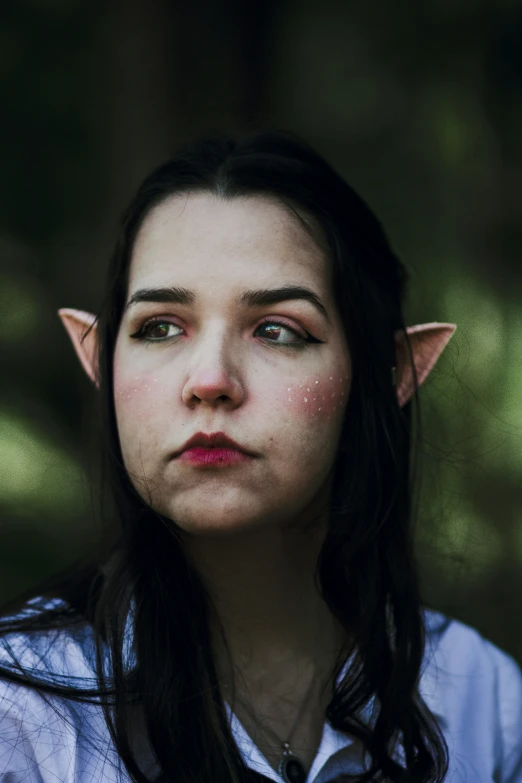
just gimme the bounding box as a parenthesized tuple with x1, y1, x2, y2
(0, 130, 520, 783)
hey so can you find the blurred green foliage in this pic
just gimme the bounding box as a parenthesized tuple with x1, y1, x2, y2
(0, 0, 521, 662)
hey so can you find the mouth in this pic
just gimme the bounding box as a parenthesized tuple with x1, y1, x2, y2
(174, 431, 255, 458)
(176, 446, 254, 467)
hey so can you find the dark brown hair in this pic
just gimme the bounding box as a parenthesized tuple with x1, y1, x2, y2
(0, 130, 449, 782)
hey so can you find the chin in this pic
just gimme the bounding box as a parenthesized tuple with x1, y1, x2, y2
(159, 505, 270, 538)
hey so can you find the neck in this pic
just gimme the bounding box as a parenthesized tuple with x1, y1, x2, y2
(182, 516, 347, 693)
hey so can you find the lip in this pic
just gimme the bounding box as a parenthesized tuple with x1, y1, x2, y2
(173, 431, 255, 458)
(177, 447, 253, 467)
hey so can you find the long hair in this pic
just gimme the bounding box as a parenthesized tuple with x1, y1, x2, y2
(0, 130, 449, 782)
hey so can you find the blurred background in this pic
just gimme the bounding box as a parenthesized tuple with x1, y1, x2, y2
(1, 0, 521, 665)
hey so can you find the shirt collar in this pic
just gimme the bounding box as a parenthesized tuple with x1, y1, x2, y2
(224, 611, 449, 783)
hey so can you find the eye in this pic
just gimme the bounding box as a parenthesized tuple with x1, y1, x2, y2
(131, 319, 181, 342)
(129, 317, 316, 349)
(254, 319, 308, 345)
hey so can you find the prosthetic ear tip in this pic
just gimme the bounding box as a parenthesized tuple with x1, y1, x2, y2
(395, 321, 457, 407)
(57, 307, 100, 388)
(57, 308, 98, 324)
(403, 322, 457, 337)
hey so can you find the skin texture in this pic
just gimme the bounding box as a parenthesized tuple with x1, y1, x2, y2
(112, 193, 352, 766)
(113, 193, 351, 538)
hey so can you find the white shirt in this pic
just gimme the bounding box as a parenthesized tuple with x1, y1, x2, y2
(0, 597, 521, 782)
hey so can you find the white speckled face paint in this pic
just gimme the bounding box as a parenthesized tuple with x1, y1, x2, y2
(113, 193, 351, 536)
(286, 375, 350, 421)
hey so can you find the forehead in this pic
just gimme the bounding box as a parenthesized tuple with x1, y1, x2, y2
(128, 192, 330, 293)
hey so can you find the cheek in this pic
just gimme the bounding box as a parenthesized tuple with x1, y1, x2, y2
(285, 373, 350, 421)
(113, 370, 164, 426)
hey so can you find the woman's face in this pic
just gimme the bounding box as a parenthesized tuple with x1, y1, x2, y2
(113, 193, 351, 537)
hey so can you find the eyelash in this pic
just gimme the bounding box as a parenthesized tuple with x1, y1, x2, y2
(129, 316, 317, 350)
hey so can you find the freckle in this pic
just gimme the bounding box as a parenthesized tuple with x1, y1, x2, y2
(304, 397, 308, 402)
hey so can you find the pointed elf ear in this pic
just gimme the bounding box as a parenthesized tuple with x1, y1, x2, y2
(394, 323, 456, 407)
(57, 308, 100, 389)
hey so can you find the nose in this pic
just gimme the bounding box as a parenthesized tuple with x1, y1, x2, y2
(181, 330, 244, 408)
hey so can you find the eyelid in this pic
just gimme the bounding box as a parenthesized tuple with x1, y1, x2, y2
(137, 314, 182, 330)
(133, 312, 308, 336)
(257, 315, 307, 337)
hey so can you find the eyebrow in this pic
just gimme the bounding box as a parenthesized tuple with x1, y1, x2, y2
(124, 285, 330, 323)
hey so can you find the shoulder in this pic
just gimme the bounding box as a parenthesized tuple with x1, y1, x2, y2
(0, 595, 99, 682)
(0, 596, 110, 781)
(423, 606, 522, 689)
(422, 607, 522, 781)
